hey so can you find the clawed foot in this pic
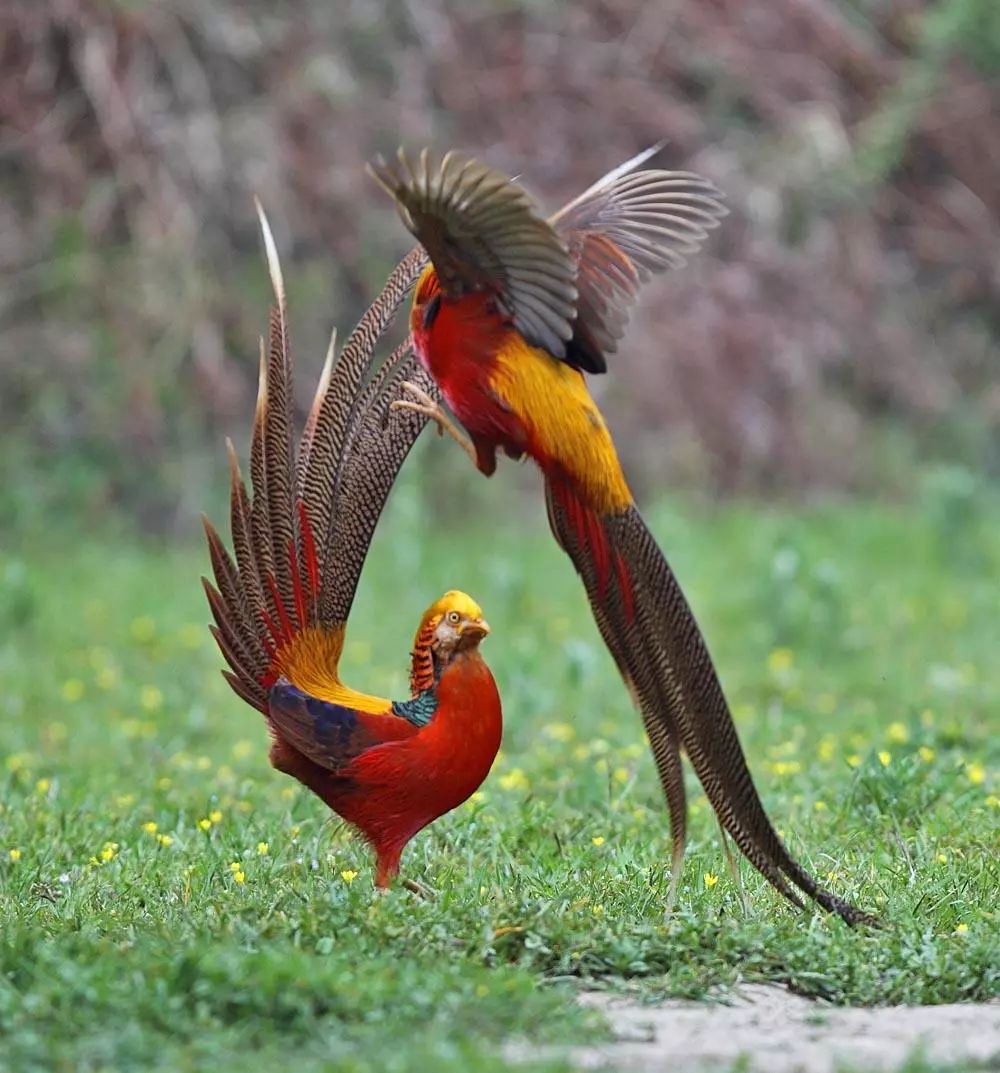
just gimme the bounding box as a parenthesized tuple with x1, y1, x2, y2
(402, 878, 438, 900)
(391, 382, 477, 467)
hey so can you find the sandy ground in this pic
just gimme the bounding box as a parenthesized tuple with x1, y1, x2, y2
(563, 985, 1000, 1072)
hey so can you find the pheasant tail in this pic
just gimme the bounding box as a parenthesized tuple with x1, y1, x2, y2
(546, 476, 877, 926)
(203, 207, 430, 713)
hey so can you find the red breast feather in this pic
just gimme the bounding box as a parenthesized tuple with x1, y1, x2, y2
(323, 650, 502, 880)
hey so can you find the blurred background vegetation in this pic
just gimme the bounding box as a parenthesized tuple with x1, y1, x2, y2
(1, 0, 998, 538)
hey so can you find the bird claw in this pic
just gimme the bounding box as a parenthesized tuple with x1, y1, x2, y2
(392, 381, 478, 467)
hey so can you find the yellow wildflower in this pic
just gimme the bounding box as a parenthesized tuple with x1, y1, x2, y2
(704, 872, 719, 889)
(229, 860, 242, 873)
(61, 679, 84, 702)
(887, 722, 909, 744)
(197, 818, 212, 831)
(817, 736, 836, 761)
(195, 756, 212, 772)
(140, 686, 163, 712)
(767, 647, 794, 673)
(157, 834, 173, 847)
(937, 853, 948, 864)
(100, 842, 119, 862)
(130, 616, 155, 643)
(142, 821, 158, 835)
(986, 795, 1000, 809)
(95, 666, 119, 691)
(341, 869, 358, 884)
(232, 869, 246, 884)
(257, 842, 269, 856)
(543, 722, 575, 743)
(814, 801, 827, 812)
(590, 904, 604, 917)
(966, 761, 985, 786)
(878, 751, 891, 768)
(35, 778, 51, 794)
(281, 786, 297, 800)
(232, 740, 253, 759)
(209, 810, 223, 824)
(499, 768, 529, 792)
(847, 754, 862, 769)
(918, 746, 935, 763)
(591, 836, 605, 847)
(613, 766, 629, 784)
(769, 760, 802, 777)
(954, 923, 968, 935)
(9, 848, 21, 862)
(290, 825, 301, 838)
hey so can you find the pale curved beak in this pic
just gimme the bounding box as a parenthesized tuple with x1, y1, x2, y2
(461, 619, 490, 642)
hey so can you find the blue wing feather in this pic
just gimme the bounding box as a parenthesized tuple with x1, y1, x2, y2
(268, 678, 421, 772)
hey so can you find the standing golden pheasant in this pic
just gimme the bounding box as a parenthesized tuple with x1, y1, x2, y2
(203, 207, 501, 889)
(368, 146, 874, 924)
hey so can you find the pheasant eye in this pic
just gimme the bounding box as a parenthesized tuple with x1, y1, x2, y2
(447, 611, 460, 624)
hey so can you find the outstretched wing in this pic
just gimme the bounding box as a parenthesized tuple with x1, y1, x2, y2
(550, 144, 728, 373)
(367, 148, 578, 359)
(203, 204, 431, 713)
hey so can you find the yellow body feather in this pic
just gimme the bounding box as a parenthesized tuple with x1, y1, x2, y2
(269, 591, 485, 715)
(273, 626, 389, 713)
(490, 334, 633, 515)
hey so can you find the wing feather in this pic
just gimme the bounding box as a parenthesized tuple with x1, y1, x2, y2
(368, 148, 578, 358)
(551, 151, 728, 373)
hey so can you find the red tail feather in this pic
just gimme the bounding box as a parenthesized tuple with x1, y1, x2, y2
(613, 550, 635, 622)
(551, 479, 627, 610)
(266, 572, 294, 644)
(288, 538, 308, 630)
(297, 500, 320, 605)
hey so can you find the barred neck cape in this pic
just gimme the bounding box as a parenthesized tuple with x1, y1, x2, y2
(202, 201, 436, 713)
(368, 145, 878, 926)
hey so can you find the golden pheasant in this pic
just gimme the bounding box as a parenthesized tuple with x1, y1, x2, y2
(203, 206, 501, 889)
(368, 146, 874, 924)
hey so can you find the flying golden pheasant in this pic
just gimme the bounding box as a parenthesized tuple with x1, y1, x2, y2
(203, 208, 501, 889)
(368, 146, 875, 924)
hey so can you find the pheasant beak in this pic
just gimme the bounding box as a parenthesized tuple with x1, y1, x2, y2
(461, 618, 490, 643)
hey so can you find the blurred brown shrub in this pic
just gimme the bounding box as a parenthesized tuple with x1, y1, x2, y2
(1, 0, 998, 530)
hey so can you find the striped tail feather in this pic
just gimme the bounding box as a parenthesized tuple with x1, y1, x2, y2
(203, 208, 430, 714)
(546, 477, 877, 925)
(545, 478, 689, 908)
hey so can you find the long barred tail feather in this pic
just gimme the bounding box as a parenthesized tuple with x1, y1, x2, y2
(546, 477, 877, 926)
(204, 206, 430, 714)
(545, 478, 688, 908)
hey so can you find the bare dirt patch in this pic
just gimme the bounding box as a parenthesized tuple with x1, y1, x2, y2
(571, 985, 1000, 1072)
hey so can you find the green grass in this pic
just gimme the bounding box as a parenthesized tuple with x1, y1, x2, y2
(1, 476, 998, 1071)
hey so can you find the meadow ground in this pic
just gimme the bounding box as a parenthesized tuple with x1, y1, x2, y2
(1, 475, 997, 1072)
